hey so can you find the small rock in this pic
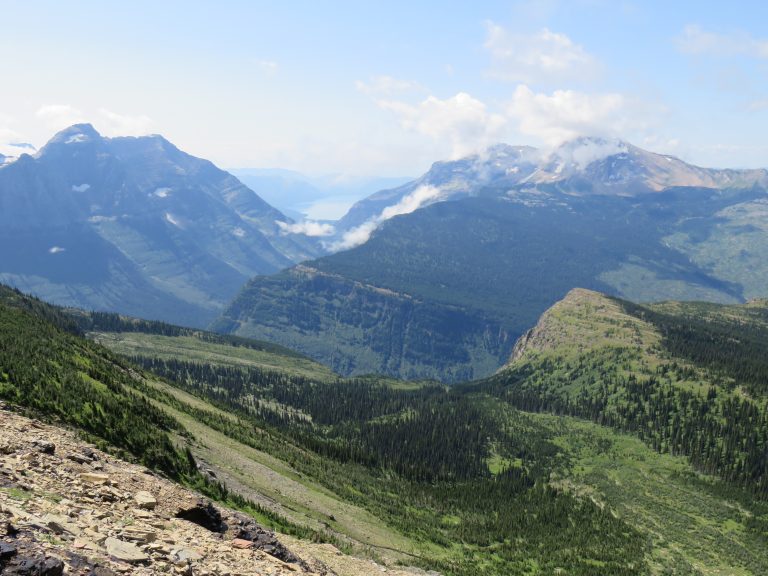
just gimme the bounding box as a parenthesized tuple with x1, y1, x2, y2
(42, 513, 82, 536)
(231, 539, 253, 549)
(32, 440, 55, 455)
(4, 521, 19, 536)
(4, 555, 64, 575)
(170, 548, 203, 565)
(67, 453, 90, 464)
(120, 527, 157, 544)
(134, 491, 157, 510)
(78, 472, 109, 485)
(104, 537, 150, 564)
(0, 541, 17, 560)
(210, 563, 232, 576)
(0, 440, 17, 454)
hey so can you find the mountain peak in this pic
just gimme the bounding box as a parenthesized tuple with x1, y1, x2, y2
(45, 123, 103, 147)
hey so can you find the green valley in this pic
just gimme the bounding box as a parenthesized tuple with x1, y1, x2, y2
(2, 284, 768, 574)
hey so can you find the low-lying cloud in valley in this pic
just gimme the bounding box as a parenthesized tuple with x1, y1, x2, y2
(276, 220, 336, 237)
(329, 184, 442, 251)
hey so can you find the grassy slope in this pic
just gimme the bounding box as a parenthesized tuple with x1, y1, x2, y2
(89, 331, 337, 381)
(549, 416, 768, 576)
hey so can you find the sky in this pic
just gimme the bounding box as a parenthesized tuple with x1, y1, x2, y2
(2, 0, 768, 185)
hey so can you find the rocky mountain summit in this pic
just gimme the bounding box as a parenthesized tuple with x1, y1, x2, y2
(0, 403, 429, 576)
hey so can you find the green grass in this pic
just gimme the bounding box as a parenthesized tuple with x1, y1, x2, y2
(544, 415, 768, 575)
(89, 331, 337, 381)
(1, 487, 34, 501)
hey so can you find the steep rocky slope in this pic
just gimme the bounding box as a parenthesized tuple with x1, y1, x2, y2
(0, 404, 431, 576)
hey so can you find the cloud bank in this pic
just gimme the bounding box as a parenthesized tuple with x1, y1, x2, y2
(506, 85, 643, 145)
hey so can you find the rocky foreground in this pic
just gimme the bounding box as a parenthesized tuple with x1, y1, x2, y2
(0, 402, 426, 576)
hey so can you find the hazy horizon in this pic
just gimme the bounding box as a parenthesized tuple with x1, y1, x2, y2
(2, 0, 768, 182)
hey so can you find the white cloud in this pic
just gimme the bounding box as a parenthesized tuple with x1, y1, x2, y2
(676, 25, 768, 59)
(484, 23, 597, 84)
(331, 220, 379, 251)
(276, 220, 336, 237)
(551, 139, 628, 169)
(71, 183, 91, 192)
(355, 75, 421, 97)
(35, 105, 153, 136)
(98, 108, 153, 136)
(380, 184, 442, 220)
(48, 246, 66, 254)
(377, 92, 507, 159)
(257, 60, 279, 74)
(36, 105, 85, 130)
(506, 85, 647, 146)
(747, 99, 768, 112)
(329, 184, 441, 251)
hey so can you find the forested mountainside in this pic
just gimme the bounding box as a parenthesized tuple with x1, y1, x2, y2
(216, 180, 767, 381)
(0, 124, 322, 327)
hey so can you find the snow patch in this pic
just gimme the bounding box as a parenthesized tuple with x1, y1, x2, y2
(71, 183, 90, 192)
(276, 220, 335, 237)
(65, 134, 89, 144)
(48, 246, 66, 254)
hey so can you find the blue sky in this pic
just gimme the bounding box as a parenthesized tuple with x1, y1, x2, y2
(2, 0, 768, 181)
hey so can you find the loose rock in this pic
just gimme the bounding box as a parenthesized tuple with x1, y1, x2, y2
(134, 490, 157, 510)
(104, 537, 149, 563)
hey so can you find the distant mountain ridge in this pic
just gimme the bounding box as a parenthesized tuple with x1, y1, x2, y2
(217, 137, 768, 381)
(334, 137, 768, 239)
(0, 124, 323, 326)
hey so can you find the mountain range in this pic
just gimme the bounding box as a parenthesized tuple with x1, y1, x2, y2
(216, 137, 768, 381)
(4, 127, 768, 381)
(0, 124, 323, 327)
